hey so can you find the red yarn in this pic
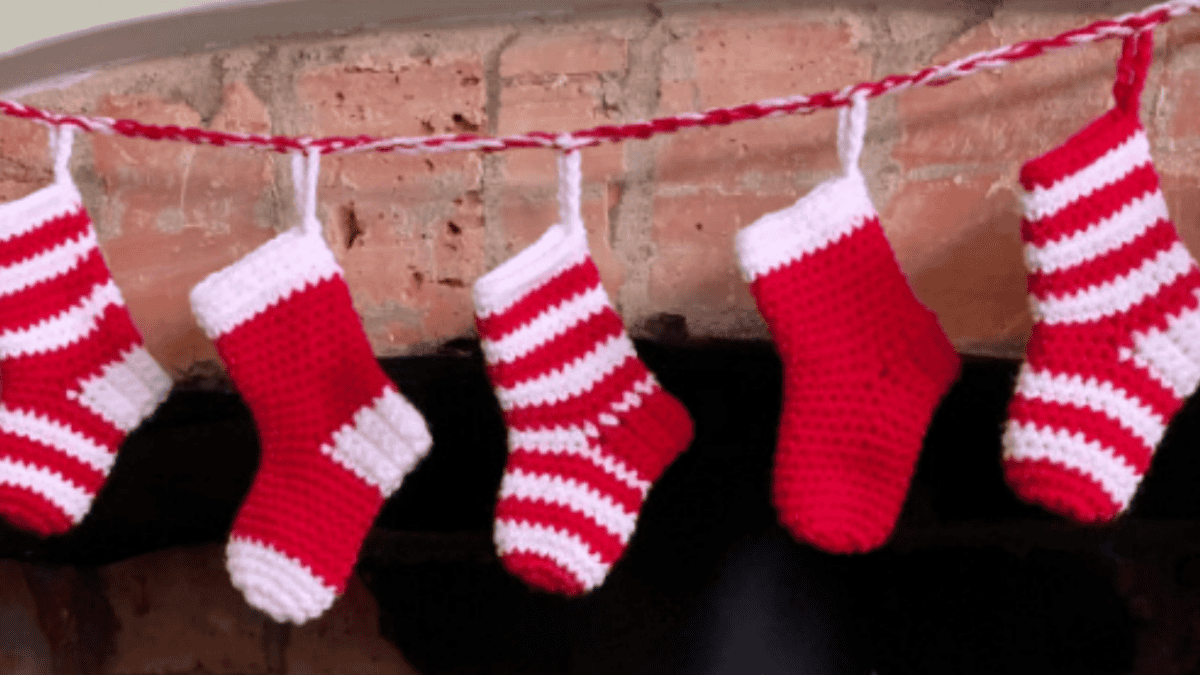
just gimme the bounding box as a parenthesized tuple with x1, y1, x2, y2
(189, 228, 431, 623)
(0, 1, 1186, 156)
(474, 222, 693, 594)
(0, 178, 170, 536)
(1002, 31, 1200, 522)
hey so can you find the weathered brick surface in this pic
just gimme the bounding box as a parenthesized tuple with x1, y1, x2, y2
(91, 85, 275, 376)
(298, 48, 487, 354)
(650, 13, 871, 333)
(1, 6, 1199, 367)
(881, 172, 1029, 354)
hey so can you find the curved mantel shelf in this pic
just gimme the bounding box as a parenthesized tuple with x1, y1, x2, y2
(0, 0, 1155, 96)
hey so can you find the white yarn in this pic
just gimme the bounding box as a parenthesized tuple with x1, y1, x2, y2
(53, 125, 75, 184)
(557, 149, 584, 236)
(291, 147, 322, 238)
(837, 92, 868, 176)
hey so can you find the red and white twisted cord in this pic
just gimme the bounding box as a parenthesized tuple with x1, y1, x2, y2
(1, 0, 1195, 156)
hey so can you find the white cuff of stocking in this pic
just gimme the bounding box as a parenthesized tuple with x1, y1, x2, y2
(190, 228, 342, 339)
(473, 221, 590, 318)
(735, 169, 876, 283)
(0, 179, 85, 243)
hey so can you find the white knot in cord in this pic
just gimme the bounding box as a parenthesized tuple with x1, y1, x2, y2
(836, 91, 869, 175)
(291, 146, 322, 237)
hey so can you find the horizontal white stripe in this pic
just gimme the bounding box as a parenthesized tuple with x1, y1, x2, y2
(0, 181, 84, 243)
(0, 407, 113, 474)
(509, 425, 650, 496)
(482, 284, 610, 365)
(609, 373, 658, 415)
(475, 223, 590, 319)
(494, 519, 609, 591)
(0, 229, 98, 299)
(496, 333, 637, 411)
(1023, 130, 1151, 221)
(501, 469, 636, 543)
(1034, 241, 1195, 325)
(1002, 421, 1141, 511)
(0, 457, 92, 523)
(0, 279, 122, 358)
(1123, 297, 1200, 399)
(321, 386, 432, 496)
(736, 171, 875, 282)
(68, 346, 171, 433)
(1025, 190, 1169, 274)
(226, 536, 337, 625)
(1013, 367, 1165, 451)
(189, 228, 342, 339)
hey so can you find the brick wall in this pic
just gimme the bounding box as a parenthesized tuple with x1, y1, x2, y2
(2, 3, 1198, 373)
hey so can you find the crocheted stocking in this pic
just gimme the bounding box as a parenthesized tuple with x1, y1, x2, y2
(1003, 31, 1200, 522)
(474, 151, 694, 595)
(0, 127, 171, 535)
(189, 151, 432, 624)
(736, 96, 960, 553)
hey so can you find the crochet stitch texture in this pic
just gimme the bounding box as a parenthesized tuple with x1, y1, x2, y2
(190, 225, 432, 624)
(1003, 31, 1200, 522)
(736, 97, 960, 553)
(0, 129, 171, 536)
(474, 217, 694, 595)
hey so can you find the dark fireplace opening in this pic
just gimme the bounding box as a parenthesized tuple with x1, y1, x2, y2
(2, 341, 1195, 674)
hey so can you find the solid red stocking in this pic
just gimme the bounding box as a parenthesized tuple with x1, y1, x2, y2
(736, 96, 960, 553)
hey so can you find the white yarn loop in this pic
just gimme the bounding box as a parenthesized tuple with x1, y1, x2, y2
(53, 125, 75, 184)
(291, 146, 322, 238)
(557, 149, 584, 236)
(837, 92, 868, 175)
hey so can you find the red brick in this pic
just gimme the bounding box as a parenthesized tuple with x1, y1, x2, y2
(298, 57, 485, 197)
(656, 15, 871, 189)
(881, 173, 1029, 349)
(330, 185, 485, 351)
(653, 188, 798, 246)
(892, 15, 1121, 170)
(92, 89, 276, 375)
(497, 87, 624, 185)
(501, 29, 626, 78)
(0, 115, 52, 201)
(297, 56, 488, 351)
(497, 27, 626, 186)
(1163, 13, 1200, 142)
(649, 191, 793, 314)
(496, 187, 625, 298)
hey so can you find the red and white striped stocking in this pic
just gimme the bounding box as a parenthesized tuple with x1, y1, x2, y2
(736, 96, 961, 553)
(189, 149, 432, 623)
(0, 126, 171, 535)
(1004, 31, 1200, 522)
(474, 150, 694, 595)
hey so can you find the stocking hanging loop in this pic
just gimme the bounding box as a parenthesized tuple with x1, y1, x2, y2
(1114, 29, 1153, 113)
(557, 144, 584, 236)
(837, 91, 869, 176)
(291, 146, 322, 238)
(52, 124, 75, 184)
